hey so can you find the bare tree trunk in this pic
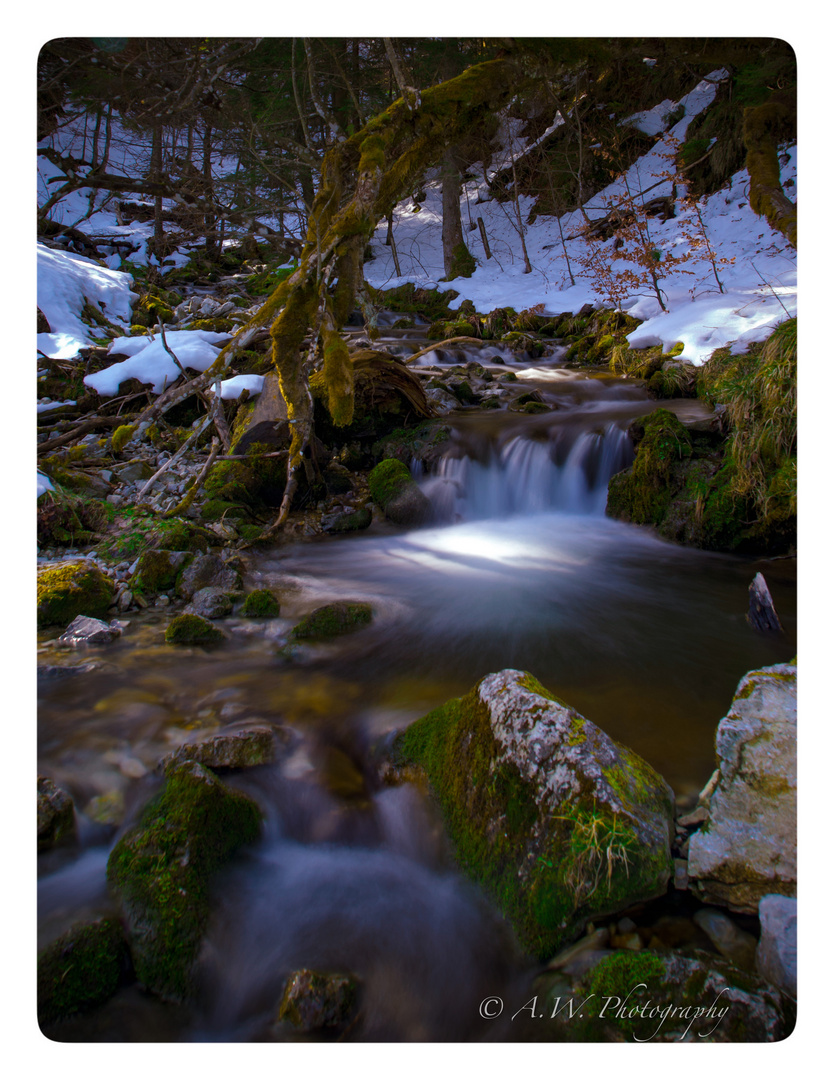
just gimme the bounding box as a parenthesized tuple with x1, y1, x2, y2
(441, 146, 469, 277)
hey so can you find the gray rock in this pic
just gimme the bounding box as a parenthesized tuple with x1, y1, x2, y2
(184, 587, 235, 620)
(385, 484, 433, 527)
(392, 669, 674, 958)
(58, 615, 122, 645)
(161, 727, 281, 772)
(177, 553, 243, 600)
(693, 907, 758, 971)
(756, 894, 797, 996)
(688, 663, 796, 912)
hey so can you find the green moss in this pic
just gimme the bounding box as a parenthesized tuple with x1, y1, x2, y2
(106, 761, 261, 1002)
(241, 588, 281, 617)
(131, 550, 193, 593)
(392, 673, 672, 960)
(111, 424, 136, 455)
(607, 409, 693, 526)
(368, 458, 411, 508)
(165, 613, 224, 645)
(37, 561, 114, 628)
(290, 601, 373, 641)
(581, 952, 667, 1039)
(38, 918, 128, 1026)
(444, 243, 477, 280)
(322, 330, 355, 427)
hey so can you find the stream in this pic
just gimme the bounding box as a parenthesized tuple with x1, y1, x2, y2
(37, 335, 797, 1041)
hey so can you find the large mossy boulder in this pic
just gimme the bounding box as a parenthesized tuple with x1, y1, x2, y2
(391, 669, 674, 959)
(165, 612, 224, 645)
(38, 917, 129, 1027)
(37, 561, 115, 628)
(368, 458, 432, 526)
(688, 663, 796, 913)
(106, 760, 261, 1002)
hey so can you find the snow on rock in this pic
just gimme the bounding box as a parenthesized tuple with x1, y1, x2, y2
(37, 472, 55, 498)
(84, 330, 229, 396)
(207, 374, 265, 400)
(37, 243, 137, 359)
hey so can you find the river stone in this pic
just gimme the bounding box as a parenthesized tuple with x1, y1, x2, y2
(161, 727, 279, 771)
(57, 615, 122, 645)
(277, 970, 360, 1033)
(165, 612, 224, 645)
(321, 505, 372, 533)
(38, 776, 76, 852)
(692, 907, 758, 971)
(38, 917, 128, 1026)
(184, 586, 235, 620)
(106, 760, 261, 1002)
(368, 458, 433, 527)
(291, 601, 373, 642)
(176, 553, 243, 599)
(37, 561, 115, 628)
(391, 669, 674, 959)
(687, 663, 796, 913)
(756, 894, 797, 996)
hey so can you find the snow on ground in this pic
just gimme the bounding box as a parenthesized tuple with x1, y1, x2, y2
(37, 244, 137, 358)
(83, 330, 231, 396)
(37, 62, 799, 499)
(364, 68, 797, 366)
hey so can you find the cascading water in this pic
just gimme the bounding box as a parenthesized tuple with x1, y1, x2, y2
(421, 423, 634, 522)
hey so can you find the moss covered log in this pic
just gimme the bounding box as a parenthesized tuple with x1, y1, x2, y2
(743, 97, 797, 247)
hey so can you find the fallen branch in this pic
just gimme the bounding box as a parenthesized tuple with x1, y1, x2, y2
(162, 436, 220, 519)
(38, 414, 123, 454)
(404, 336, 485, 364)
(135, 413, 213, 501)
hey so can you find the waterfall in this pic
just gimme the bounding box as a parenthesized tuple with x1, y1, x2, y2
(420, 424, 633, 521)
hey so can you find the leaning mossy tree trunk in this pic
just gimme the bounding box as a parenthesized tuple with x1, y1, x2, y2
(743, 96, 796, 247)
(127, 55, 539, 531)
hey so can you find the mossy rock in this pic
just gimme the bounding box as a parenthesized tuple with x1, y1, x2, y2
(106, 760, 261, 1002)
(368, 458, 433, 525)
(606, 409, 694, 527)
(37, 561, 115, 629)
(290, 601, 373, 642)
(563, 950, 794, 1042)
(165, 613, 224, 645)
(131, 550, 193, 594)
(38, 918, 129, 1026)
(241, 588, 281, 617)
(391, 669, 674, 960)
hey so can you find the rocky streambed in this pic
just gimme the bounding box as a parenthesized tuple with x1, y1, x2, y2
(37, 307, 797, 1042)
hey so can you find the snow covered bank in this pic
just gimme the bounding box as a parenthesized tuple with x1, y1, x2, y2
(365, 70, 796, 366)
(83, 330, 230, 396)
(37, 244, 137, 359)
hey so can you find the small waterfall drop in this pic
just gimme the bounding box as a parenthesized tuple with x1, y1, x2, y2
(421, 423, 633, 521)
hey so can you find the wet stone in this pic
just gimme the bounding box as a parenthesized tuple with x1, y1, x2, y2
(161, 727, 280, 772)
(38, 776, 77, 853)
(276, 969, 361, 1034)
(58, 615, 123, 645)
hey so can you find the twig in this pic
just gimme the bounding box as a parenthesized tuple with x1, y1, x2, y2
(751, 261, 792, 318)
(404, 336, 484, 364)
(156, 319, 189, 380)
